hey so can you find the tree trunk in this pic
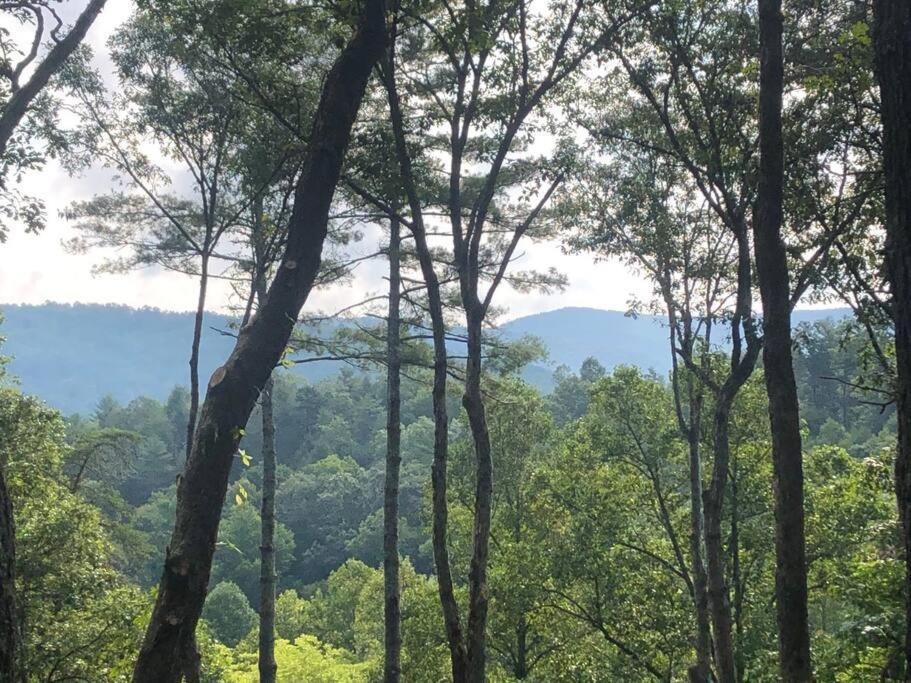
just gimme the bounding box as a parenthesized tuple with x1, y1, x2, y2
(872, 0, 911, 674)
(731, 458, 745, 683)
(131, 6, 386, 678)
(0, 0, 108, 159)
(667, 310, 713, 683)
(0, 467, 16, 683)
(186, 255, 209, 461)
(686, 414, 714, 683)
(463, 306, 493, 683)
(383, 48, 468, 681)
(258, 374, 277, 683)
(383, 215, 402, 683)
(704, 401, 738, 683)
(755, 0, 812, 678)
(514, 613, 528, 679)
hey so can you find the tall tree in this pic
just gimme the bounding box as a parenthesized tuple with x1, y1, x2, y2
(383, 212, 403, 682)
(131, 1, 386, 679)
(754, 0, 812, 678)
(66, 12, 290, 460)
(370, 3, 642, 677)
(871, 0, 911, 673)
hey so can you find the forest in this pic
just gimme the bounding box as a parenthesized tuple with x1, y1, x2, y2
(0, 0, 909, 681)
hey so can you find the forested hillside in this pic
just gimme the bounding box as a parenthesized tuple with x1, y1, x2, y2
(2, 0, 910, 681)
(0, 314, 900, 680)
(0, 303, 847, 413)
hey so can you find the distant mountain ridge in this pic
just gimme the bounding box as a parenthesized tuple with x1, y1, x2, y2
(0, 302, 849, 414)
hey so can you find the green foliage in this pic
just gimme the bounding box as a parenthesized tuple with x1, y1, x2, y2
(212, 503, 295, 601)
(225, 635, 377, 682)
(0, 387, 147, 679)
(203, 581, 258, 648)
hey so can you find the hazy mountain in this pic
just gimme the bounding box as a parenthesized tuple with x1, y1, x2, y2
(0, 303, 849, 414)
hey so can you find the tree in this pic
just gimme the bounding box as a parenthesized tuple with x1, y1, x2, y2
(0, 0, 107, 157)
(383, 211, 403, 682)
(65, 9, 292, 460)
(369, 2, 643, 676)
(202, 581, 257, 648)
(0, 3, 109, 675)
(871, 0, 911, 673)
(0, 386, 146, 681)
(450, 379, 558, 678)
(754, 0, 811, 677)
(131, 1, 387, 678)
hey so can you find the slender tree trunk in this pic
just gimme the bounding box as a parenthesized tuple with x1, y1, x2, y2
(131, 7, 386, 678)
(755, 0, 812, 678)
(704, 401, 737, 683)
(426, 270, 466, 682)
(463, 306, 493, 683)
(0, 467, 16, 683)
(186, 255, 209, 461)
(667, 313, 713, 683)
(872, 0, 911, 674)
(383, 48, 468, 681)
(0, 0, 108, 159)
(178, 253, 211, 682)
(514, 613, 528, 679)
(686, 413, 714, 683)
(383, 215, 402, 683)
(731, 459, 745, 683)
(258, 373, 277, 683)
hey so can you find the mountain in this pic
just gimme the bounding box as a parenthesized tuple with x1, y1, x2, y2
(0, 302, 849, 415)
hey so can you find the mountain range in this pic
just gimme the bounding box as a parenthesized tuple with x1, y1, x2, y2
(0, 303, 848, 415)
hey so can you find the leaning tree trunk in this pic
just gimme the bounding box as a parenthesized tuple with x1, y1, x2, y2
(131, 5, 386, 679)
(383, 46, 468, 681)
(0, 468, 16, 682)
(872, 0, 911, 673)
(755, 0, 812, 678)
(0, 0, 108, 158)
(383, 215, 402, 682)
(258, 372, 277, 683)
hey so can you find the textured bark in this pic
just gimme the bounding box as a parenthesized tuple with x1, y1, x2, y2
(383, 215, 402, 682)
(686, 416, 713, 683)
(731, 464, 745, 683)
(383, 51, 468, 682)
(185, 255, 209, 461)
(0, 0, 108, 159)
(258, 373, 277, 683)
(0, 467, 16, 683)
(704, 401, 738, 683)
(872, 0, 911, 673)
(131, 5, 386, 678)
(463, 307, 493, 683)
(755, 0, 812, 678)
(514, 614, 528, 679)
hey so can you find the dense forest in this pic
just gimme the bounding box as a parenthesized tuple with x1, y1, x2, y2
(0, 0, 910, 682)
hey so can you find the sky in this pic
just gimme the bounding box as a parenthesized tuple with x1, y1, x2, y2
(0, 2, 650, 322)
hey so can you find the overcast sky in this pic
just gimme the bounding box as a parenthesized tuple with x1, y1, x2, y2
(0, 1, 649, 322)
